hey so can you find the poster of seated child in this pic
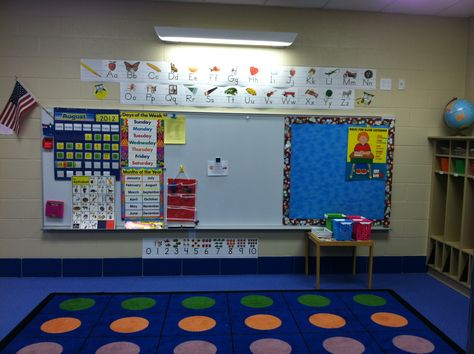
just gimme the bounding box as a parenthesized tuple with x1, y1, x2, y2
(346, 126, 388, 181)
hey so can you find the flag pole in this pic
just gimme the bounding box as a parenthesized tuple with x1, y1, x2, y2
(15, 77, 54, 120)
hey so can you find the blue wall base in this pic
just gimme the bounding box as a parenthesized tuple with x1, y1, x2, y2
(0, 256, 427, 277)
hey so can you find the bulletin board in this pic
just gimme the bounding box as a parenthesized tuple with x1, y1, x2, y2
(283, 116, 395, 227)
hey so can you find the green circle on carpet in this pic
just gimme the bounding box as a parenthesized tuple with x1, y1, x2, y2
(298, 294, 331, 307)
(121, 297, 156, 310)
(59, 298, 96, 311)
(240, 295, 274, 308)
(353, 294, 387, 306)
(181, 296, 216, 310)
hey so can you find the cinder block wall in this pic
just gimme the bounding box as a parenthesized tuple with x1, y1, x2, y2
(0, 0, 469, 259)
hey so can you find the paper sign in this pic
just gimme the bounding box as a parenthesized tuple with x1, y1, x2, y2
(208, 160, 229, 176)
(164, 116, 186, 144)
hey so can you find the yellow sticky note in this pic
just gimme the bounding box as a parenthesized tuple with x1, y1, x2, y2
(164, 116, 186, 144)
(85, 134, 92, 141)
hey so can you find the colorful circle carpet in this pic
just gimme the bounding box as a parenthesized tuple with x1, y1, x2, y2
(0, 290, 464, 353)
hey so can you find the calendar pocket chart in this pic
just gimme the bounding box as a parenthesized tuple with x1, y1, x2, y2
(54, 108, 121, 180)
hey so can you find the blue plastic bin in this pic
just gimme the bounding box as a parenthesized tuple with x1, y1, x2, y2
(332, 219, 353, 241)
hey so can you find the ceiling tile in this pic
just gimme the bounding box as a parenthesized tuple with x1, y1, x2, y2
(382, 0, 460, 16)
(324, 0, 395, 12)
(264, 0, 328, 8)
(436, 0, 474, 17)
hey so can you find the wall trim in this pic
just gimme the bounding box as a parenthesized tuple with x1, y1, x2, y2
(0, 256, 427, 277)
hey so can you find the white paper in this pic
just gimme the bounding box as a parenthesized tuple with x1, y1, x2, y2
(208, 160, 229, 176)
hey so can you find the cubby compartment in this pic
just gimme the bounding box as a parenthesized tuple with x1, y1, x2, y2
(468, 159, 474, 176)
(461, 179, 474, 250)
(469, 141, 474, 158)
(442, 245, 451, 273)
(444, 176, 464, 243)
(449, 247, 459, 278)
(451, 158, 466, 175)
(427, 238, 436, 266)
(459, 252, 470, 285)
(451, 140, 467, 157)
(435, 140, 450, 156)
(435, 241, 443, 270)
(428, 173, 447, 237)
(435, 157, 450, 173)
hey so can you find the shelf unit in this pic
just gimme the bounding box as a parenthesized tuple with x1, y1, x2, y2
(427, 137, 474, 289)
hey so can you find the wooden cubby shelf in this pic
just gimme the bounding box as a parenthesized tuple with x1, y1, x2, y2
(427, 137, 474, 289)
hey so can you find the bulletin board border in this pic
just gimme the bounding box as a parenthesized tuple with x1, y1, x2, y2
(282, 116, 395, 227)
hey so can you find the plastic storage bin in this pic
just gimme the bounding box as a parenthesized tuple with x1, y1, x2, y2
(354, 219, 372, 240)
(332, 219, 353, 241)
(324, 213, 346, 231)
(438, 157, 449, 172)
(453, 159, 465, 174)
(346, 215, 372, 240)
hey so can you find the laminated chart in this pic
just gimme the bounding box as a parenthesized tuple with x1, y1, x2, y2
(72, 176, 115, 229)
(81, 59, 377, 110)
(121, 168, 164, 221)
(53, 108, 121, 180)
(143, 238, 258, 258)
(120, 111, 164, 169)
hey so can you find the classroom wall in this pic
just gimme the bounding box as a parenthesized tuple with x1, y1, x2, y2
(0, 0, 470, 260)
(467, 16, 474, 101)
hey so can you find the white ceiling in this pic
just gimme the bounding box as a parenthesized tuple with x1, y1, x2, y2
(157, 0, 474, 18)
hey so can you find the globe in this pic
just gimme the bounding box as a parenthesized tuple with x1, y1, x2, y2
(444, 98, 474, 131)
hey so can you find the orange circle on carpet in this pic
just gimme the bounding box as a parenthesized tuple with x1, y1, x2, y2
(109, 317, 149, 333)
(178, 316, 216, 332)
(308, 313, 346, 329)
(244, 314, 282, 330)
(371, 312, 408, 327)
(40, 317, 81, 334)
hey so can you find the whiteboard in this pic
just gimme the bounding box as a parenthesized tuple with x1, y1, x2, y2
(42, 110, 287, 229)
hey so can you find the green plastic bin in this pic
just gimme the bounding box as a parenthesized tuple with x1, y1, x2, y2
(324, 213, 346, 231)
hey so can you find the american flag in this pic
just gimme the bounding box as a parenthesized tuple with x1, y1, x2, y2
(0, 81, 37, 135)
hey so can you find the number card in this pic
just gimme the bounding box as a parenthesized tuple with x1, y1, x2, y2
(143, 238, 259, 258)
(54, 108, 120, 180)
(121, 168, 164, 221)
(72, 176, 115, 229)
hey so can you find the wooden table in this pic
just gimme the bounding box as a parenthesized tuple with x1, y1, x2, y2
(305, 231, 375, 289)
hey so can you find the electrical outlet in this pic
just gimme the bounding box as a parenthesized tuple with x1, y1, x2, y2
(380, 78, 392, 91)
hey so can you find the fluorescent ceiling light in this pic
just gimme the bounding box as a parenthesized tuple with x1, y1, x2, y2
(155, 26, 297, 47)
